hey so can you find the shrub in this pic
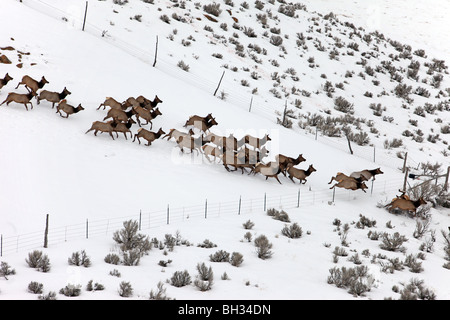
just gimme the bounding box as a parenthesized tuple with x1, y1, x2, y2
(68, 250, 91, 267)
(177, 60, 190, 72)
(254, 234, 273, 259)
(355, 214, 376, 229)
(0, 261, 15, 280)
(122, 249, 141, 266)
(86, 280, 104, 291)
(112, 220, 151, 256)
(170, 270, 192, 287)
(399, 278, 436, 300)
(149, 281, 171, 300)
(327, 266, 374, 296)
(266, 208, 290, 222)
(59, 284, 81, 297)
(334, 96, 354, 114)
(26, 250, 51, 272)
(230, 252, 244, 267)
(194, 263, 213, 291)
(203, 3, 222, 17)
(242, 220, 255, 229)
(38, 291, 57, 300)
(118, 281, 133, 297)
(270, 35, 283, 46)
(198, 239, 217, 248)
(104, 253, 120, 265)
(281, 223, 303, 238)
(209, 250, 230, 262)
(28, 281, 43, 294)
(379, 232, 408, 252)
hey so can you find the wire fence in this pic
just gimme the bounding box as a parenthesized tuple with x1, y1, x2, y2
(0, 176, 405, 257)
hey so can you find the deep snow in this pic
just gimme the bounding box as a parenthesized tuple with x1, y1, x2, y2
(0, 0, 449, 301)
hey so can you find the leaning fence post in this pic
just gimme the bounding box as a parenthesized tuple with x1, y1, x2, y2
(82, 1, 88, 31)
(213, 71, 225, 96)
(43, 214, 49, 248)
(152, 35, 158, 67)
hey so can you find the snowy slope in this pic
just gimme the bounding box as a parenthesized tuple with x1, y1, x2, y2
(0, 0, 449, 300)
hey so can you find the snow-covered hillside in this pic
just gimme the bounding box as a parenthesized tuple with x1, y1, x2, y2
(0, 0, 449, 301)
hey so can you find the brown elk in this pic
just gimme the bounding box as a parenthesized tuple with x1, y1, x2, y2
(56, 99, 84, 118)
(276, 153, 306, 176)
(252, 162, 282, 184)
(286, 163, 316, 184)
(330, 179, 368, 193)
(240, 133, 271, 150)
(37, 87, 71, 108)
(85, 120, 117, 140)
(184, 116, 218, 133)
(133, 106, 162, 128)
(350, 168, 383, 181)
(140, 95, 163, 110)
(385, 196, 427, 215)
(0, 73, 13, 90)
(112, 118, 136, 140)
(328, 172, 367, 184)
(235, 146, 269, 164)
(220, 150, 255, 174)
(15, 75, 49, 94)
(103, 108, 135, 122)
(202, 144, 223, 163)
(184, 113, 214, 127)
(97, 97, 128, 111)
(133, 127, 165, 146)
(162, 128, 194, 141)
(0, 91, 37, 110)
(176, 135, 206, 154)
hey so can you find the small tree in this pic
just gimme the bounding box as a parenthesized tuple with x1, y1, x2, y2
(194, 263, 213, 291)
(113, 220, 151, 255)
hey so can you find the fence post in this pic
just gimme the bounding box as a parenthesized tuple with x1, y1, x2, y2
(373, 146, 376, 162)
(444, 166, 450, 191)
(403, 167, 409, 191)
(167, 205, 170, 225)
(264, 193, 266, 211)
(213, 71, 225, 96)
(332, 188, 336, 203)
(249, 96, 253, 112)
(152, 35, 158, 67)
(139, 210, 142, 230)
(43, 214, 49, 248)
(402, 152, 408, 173)
(297, 189, 300, 207)
(1, 234, 2, 257)
(238, 196, 241, 215)
(82, 1, 88, 31)
(86, 219, 89, 239)
(205, 199, 208, 219)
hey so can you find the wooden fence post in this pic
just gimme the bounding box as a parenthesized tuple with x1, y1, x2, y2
(43, 214, 49, 248)
(167, 204, 170, 225)
(238, 196, 241, 215)
(153, 35, 158, 67)
(86, 219, 89, 239)
(444, 166, 450, 191)
(403, 167, 409, 191)
(82, 1, 88, 31)
(264, 193, 266, 211)
(213, 71, 225, 96)
(402, 152, 408, 173)
(205, 199, 208, 219)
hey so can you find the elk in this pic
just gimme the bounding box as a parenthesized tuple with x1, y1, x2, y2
(103, 108, 135, 122)
(0, 73, 13, 90)
(112, 118, 136, 140)
(184, 113, 214, 127)
(37, 87, 71, 108)
(330, 179, 368, 193)
(133, 106, 162, 128)
(85, 120, 117, 140)
(15, 75, 49, 94)
(141, 95, 163, 110)
(133, 127, 165, 145)
(350, 168, 384, 181)
(202, 144, 223, 163)
(240, 133, 271, 150)
(176, 135, 206, 154)
(184, 116, 218, 133)
(97, 97, 128, 111)
(385, 196, 427, 215)
(328, 172, 367, 184)
(252, 162, 282, 184)
(235, 146, 269, 164)
(286, 163, 316, 184)
(56, 99, 84, 118)
(220, 150, 255, 174)
(0, 91, 37, 110)
(276, 153, 306, 176)
(162, 128, 194, 141)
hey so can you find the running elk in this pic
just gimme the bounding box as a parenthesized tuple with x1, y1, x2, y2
(56, 99, 84, 118)
(330, 179, 368, 193)
(97, 97, 128, 111)
(112, 119, 136, 140)
(350, 168, 383, 181)
(133, 127, 165, 146)
(85, 121, 117, 140)
(103, 108, 135, 122)
(328, 172, 367, 184)
(176, 135, 206, 154)
(0, 91, 37, 110)
(37, 87, 71, 108)
(162, 128, 194, 141)
(240, 133, 271, 150)
(252, 162, 282, 184)
(133, 106, 162, 128)
(286, 163, 316, 184)
(385, 196, 427, 215)
(0, 73, 13, 90)
(276, 153, 306, 176)
(15, 75, 49, 94)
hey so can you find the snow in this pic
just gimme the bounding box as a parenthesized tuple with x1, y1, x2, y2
(0, 0, 449, 301)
